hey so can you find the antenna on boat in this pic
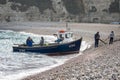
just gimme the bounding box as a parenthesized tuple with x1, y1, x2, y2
(66, 22, 70, 31)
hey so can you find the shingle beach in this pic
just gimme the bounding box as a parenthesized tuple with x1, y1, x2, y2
(23, 40, 120, 80)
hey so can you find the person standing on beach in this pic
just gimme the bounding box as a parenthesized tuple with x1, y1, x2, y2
(94, 32, 100, 48)
(109, 31, 114, 44)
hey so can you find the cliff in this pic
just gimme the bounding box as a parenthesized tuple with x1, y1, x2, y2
(0, 0, 119, 23)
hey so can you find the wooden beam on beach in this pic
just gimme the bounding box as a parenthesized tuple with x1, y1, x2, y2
(99, 39, 107, 44)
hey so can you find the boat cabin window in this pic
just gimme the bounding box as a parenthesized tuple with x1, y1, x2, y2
(58, 31, 73, 41)
(65, 33, 73, 38)
(59, 34, 64, 38)
(65, 34, 69, 38)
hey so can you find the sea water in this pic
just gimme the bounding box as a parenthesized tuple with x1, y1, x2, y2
(0, 30, 89, 80)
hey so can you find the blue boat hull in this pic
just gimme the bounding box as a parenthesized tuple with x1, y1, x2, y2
(13, 38, 82, 55)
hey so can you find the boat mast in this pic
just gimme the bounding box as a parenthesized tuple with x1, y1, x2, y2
(66, 22, 70, 31)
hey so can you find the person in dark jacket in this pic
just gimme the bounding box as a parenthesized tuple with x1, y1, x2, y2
(94, 32, 100, 48)
(26, 37, 34, 47)
(109, 31, 114, 44)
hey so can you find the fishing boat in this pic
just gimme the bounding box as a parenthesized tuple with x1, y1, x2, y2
(13, 30, 82, 55)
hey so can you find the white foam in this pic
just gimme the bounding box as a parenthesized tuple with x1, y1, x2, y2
(80, 41, 91, 52)
(1, 61, 64, 80)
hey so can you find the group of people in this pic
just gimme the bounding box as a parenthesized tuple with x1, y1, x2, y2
(26, 36, 44, 47)
(26, 35, 64, 47)
(26, 31, 114, 47)
(94, 31, 115, 48)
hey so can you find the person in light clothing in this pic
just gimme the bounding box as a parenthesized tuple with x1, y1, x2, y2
(109, 31, 114, 44)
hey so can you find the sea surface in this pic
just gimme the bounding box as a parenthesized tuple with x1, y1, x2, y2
(0, 30, 88, 80)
